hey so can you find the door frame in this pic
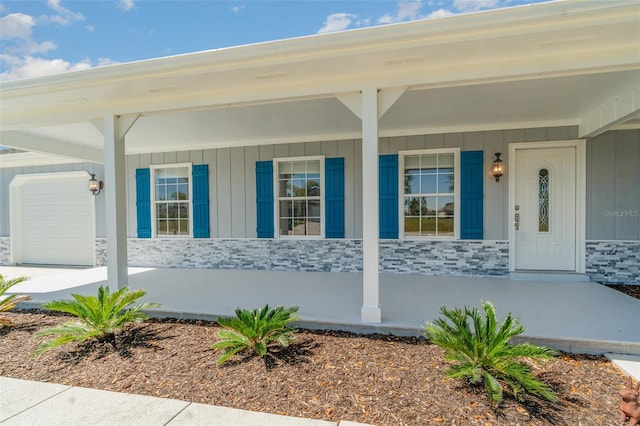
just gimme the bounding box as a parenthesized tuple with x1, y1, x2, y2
(508, 140, 586, 273)
(9, 171, 96, 265)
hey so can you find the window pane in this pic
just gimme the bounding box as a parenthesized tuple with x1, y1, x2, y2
(438, 217, 454, 236)
(421, 174, 437, 194)
(307, 179, 320, 196)
(437, 197, 454, 216)
(422, 217, 437, 235)
(438, 153, 454, 168)
(155, 169, 166, 182)
(308, 217, 321, 236)
(157, 220, 167, 235)
(279, 218, 292, 236)
(279, 161, 292, 175)
(178, 184, 189, 200)
(404, 197, 421, 215)
(306, 160, 320, 174)
(424, 197, 436, 215)
(155, 185, 166, 201)
(293, 200, 306, 217)
(308, 200, 321, 217)
(292, 161, 306, 174)
(292, 219, 306, 235)
(156, 204, 168, 219)
(168, 203, 179, 218)
(404, 155, 420, 172)
(279, 179, 291, 197)
(167, 220, 179, 235)
(180, 203, 189, 219)
(421, 154, 437, 171)
(167, 184, 178, 200)
(420, 197, 429, 215)
(404, 174, 419, 194)
(178, 219, 189, 235)
(539, 168, 549, 232)
(404, 217, 420, 236)
(438, 173, 454, 194)
(292, 179, 306, 196)
(279, 200, 292, 217)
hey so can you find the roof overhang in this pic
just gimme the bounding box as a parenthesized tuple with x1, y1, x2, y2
(0, 0, 638, 164)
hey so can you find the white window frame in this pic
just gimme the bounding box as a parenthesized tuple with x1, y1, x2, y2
(399, 148, 461, 240)
(150, 163, 193, 238)
(273, 155, 325, 239)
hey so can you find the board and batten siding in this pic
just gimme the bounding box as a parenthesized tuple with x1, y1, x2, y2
(378, 125, 580, 240)
(125, 140, 363, 238)
(2, 126, 637, 244)
(126, 125, 582, 241)
(587, 130, 640, 241)
(0, 162, 105, 238)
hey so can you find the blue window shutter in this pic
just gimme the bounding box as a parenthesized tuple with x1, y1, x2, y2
(461, 150, 484, 239)
(379, 154, 399, 239)
(192, 164, 210, 238)
(256, 161, 274, 238)
(135, 168, 152, 238)
(325, 157, 345, 238)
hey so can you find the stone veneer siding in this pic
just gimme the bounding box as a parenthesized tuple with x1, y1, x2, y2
(30, 238, 640, 284)
(96, 238, 510, 276)
(585, 241, 640, 284)
(0, 238, 10, 265)
(379, 240, 509, 276)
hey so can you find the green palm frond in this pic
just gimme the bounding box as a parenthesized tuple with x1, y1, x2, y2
(0, 274, 31, 326)
(424, 301, 557, 405)
(212, 305, 300, 364)
(34, 285, 160, 356)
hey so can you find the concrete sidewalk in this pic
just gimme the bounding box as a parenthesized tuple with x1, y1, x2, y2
(0, 376, 368, 426)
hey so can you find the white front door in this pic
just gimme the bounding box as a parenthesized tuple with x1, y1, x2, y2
(514, 147, 576, 271)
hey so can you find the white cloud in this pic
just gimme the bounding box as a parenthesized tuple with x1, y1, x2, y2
(0, 55, 118, 80)
(397, 1, 424, 20)
(41, 0, 85, 26)
(230, 4, 245, 13)
(119, 0, 136, 11)
(0, 13, 35, 40)
(453, 0, 501, 12)
(318, 13, 357, 34)
(378, 1, 424, 24)
(427, 8, 456, 18)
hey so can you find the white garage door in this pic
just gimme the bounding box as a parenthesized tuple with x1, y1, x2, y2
(12, 173, 95, 266)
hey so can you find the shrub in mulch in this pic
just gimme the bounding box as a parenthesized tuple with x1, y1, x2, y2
(0, 310, 628, 425)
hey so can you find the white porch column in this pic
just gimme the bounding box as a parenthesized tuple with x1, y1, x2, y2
(361, 87, 381, 323)
(103, 115, 128, 289)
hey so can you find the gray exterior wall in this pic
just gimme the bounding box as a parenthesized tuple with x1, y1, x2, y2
(587, 130, 640, 240)
(0, 162, 105, 238)
(2, 127, 639, 283)
(125, 141, 364, 239)
(126, 125, 580, 241)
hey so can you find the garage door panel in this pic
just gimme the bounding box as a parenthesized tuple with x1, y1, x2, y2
(15, 174, 95, 266)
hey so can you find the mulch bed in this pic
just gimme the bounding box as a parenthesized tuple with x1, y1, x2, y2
(0, 308, 631, 426)
(605, 284, 640, 300)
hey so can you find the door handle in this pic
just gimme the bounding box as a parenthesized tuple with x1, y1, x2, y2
(514, 212, 520, 231)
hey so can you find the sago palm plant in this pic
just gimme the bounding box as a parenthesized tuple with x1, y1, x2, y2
(212, 304, 300, 364)
(424, 301, 557, 404)
(34, 285, 160, 356)
(0, 274, 31, 326)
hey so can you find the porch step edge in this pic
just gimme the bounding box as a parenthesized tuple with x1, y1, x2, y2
(509, 271, 591, 282)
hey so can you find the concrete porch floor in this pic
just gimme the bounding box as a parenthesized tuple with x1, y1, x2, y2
(2, 266, 639, 355)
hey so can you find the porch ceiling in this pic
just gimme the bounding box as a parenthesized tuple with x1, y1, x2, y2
(0, 0, 638, 162)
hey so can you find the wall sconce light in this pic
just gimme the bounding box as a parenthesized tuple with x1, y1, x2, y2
(88, 174, 103, 196)
(491, 153, 504, 182)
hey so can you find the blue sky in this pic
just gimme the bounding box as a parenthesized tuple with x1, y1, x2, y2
(0, 0, 552, 81)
